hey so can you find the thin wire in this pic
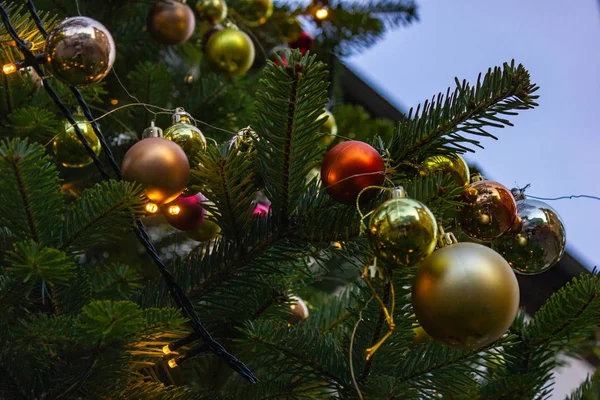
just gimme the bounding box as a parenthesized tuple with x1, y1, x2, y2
(349, 296, 373, 400)
(111, 68, 159, 118)
(527, 194, 600, 202)
(75, 0, 82, 15)
(191, 117, 239, 136)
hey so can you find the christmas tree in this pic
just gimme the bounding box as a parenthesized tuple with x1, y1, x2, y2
(0, 0, 598, 398)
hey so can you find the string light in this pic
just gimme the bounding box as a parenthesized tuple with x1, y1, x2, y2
(145, 203, 159, 214)
(162, 345, 172, 354)
(168, 205, 181, 215)
(315, 7, 329, 20)
(2, 63, 17, 74)
(168, 358, 178, 368)
(110, 99, 118, 105)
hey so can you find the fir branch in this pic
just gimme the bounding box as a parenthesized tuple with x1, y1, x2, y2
(567, 369, 600, 400)
(389, 61, 539, 163)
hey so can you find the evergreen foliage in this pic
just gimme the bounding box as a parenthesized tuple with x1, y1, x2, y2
(0, 0, 597, 399)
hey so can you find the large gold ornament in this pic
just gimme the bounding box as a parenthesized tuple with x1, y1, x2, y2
(121, 137, 190, 205)
(412, 242, 520, 349)
(53, 115, 101, 168)
(195, 0, 228, 23)
(420, 153, 470, 187)
(494, 199, 566, 275)
(234, 0, 273, 26)
(458, 179, 518, 241)
(320, 110, 337, 147)
(163, 108, 206, 160)
(368, 198, 438, 268)
(45, 17, 116, 86)
(204, 28, 255, 76)
(147, 0, 196, 45)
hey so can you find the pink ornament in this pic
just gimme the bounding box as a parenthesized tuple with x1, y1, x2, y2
(165, 192, 207, 231)
(253, 202, 270, 216)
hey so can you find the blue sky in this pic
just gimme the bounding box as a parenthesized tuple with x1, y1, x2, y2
(348, 0, 600, 269)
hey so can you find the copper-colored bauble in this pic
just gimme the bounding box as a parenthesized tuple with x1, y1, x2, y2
(288, 295, 309, 324)
(494, 199, 566, 275)
(458, 180, 517, 241)
(121, 137, 190, 205)
(367, 198, 438, 268)
(147, 0, 196, 45)
(420, 153, 470, 187)
(321, 141, 386, 204)
(204, 28, 255, 76)
(412, 242, 519, 349)
(45, 17, 115, 86)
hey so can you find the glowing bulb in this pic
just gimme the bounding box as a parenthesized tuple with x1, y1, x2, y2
(110, 99, 119, 105)
(315, 7, 329, 20)
(162, 345, 172, 354)
(168, 358, 178, 368)
(184, 75, 193, 83)
(332, 242, 343, 250)
(3, 63, 17, 74)
(145, 203, 159, 214)
(168, 205, 181, 215)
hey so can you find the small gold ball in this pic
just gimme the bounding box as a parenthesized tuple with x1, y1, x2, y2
(234, 0, 273, 27)
(195, 0, 228, 23)
(204, 29, 256, 76)
(163, 121, 206, 161)
(53, 116, 101, 168)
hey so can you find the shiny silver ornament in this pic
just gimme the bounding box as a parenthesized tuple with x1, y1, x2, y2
(45, 17, 116, 86)
(494, 199, 566, 275)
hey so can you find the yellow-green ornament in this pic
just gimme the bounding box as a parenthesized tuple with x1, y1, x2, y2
(420, 153, 470, 187)
(320, 110, 337, 147)
(163, 107, 207, 160)
(234, 0, 273, 26)
(195, 0, 227, 23)
(53, 115, 101, 168)
(204, 28, 255, 76)
(367, 191, 438, 268)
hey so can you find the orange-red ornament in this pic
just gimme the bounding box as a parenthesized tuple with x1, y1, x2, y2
(321, 141, 385, 204)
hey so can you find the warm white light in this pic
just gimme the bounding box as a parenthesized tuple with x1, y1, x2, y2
(168, 205, 181, 215)
(315, 7, 329, 20)
(162, 345, 171, 354)
(3, 63, 17, 74)
(168, 358, 178, 368)
(145, 203, 159, 214)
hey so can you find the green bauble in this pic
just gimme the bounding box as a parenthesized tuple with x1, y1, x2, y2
(420, 153, 470, 187)
(493, 199, 566, 275)
(195, 0, 227, 22)
(163, 108, 206, 160)
(368, 198, 438, 267)
(320, 110, 337, 147)
(186, 219, 221, 242)
(204, 29, 255, 76)
(234, 0, 273, 26)
(53, 116, 101, 168)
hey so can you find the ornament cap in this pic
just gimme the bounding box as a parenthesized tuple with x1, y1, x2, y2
(172, 107, 194, 125)
(142, 121, 164, 138)
(511, 186, 528, 201)
(390, 186, 407, 199)
(471, 173, 485, 183)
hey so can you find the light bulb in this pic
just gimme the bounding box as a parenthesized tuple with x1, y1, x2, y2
(145, 203, 159, 214)
(315, 7, 329, 20)
(168, 205, 181, 215)
(168, 358, 178, 368)
(162, 345, 172, 354)
(3, 63, 17, 74)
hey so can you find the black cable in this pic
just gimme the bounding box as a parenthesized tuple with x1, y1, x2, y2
(5, 1, 258, 383)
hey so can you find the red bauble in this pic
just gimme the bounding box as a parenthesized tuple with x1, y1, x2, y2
(288, 31, 314, 55)
(253, 202, 271, 216)
(165, 193, 207, 231)
(321, 141, 386, 204)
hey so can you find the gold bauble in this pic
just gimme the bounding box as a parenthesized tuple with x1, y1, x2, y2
(204, 29, 255, 76)
(458, 180, 518, 241)
(320, 110, 337, 147)
(279, 17, 303, 42)
(412, 242, 520, 349)
(420, 153, 470, 188)
(494, 199, 566, 275)
(368, 198, 438, 268)
(195, 0, 227, 22)
(147, 0, 196, 45)
(121, 137, 190, 205)
(288, 295, 309, 324)
(53, 116, 101, 168)
(186, 219, 221, 242)
(234, 0, 273, 26)
(45, 17, 115, 86)
(163, 110, 206, 160)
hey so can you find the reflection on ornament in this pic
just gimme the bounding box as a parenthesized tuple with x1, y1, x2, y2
(204, 28, 256, 76)
(420, 153, 470, 187)
(234, 0, 273, 26)
(412, 242, 519, 349)
(493, 199, 566, 275)
(321, 141, 386, 204)
(320, 110, 337, 147)
(147, 0, 196, 45)
(53, 115, 101, 168)
(45, 17, 116, 86)
(368, 198, 438, 268)
(458, 180, 517, 241)
(288, 295, 309, 324)
(195, 0, 228, 23)
(121, 137, 190, 205)
(165, 192, 207, 231)
(163, 108, 206, 160)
